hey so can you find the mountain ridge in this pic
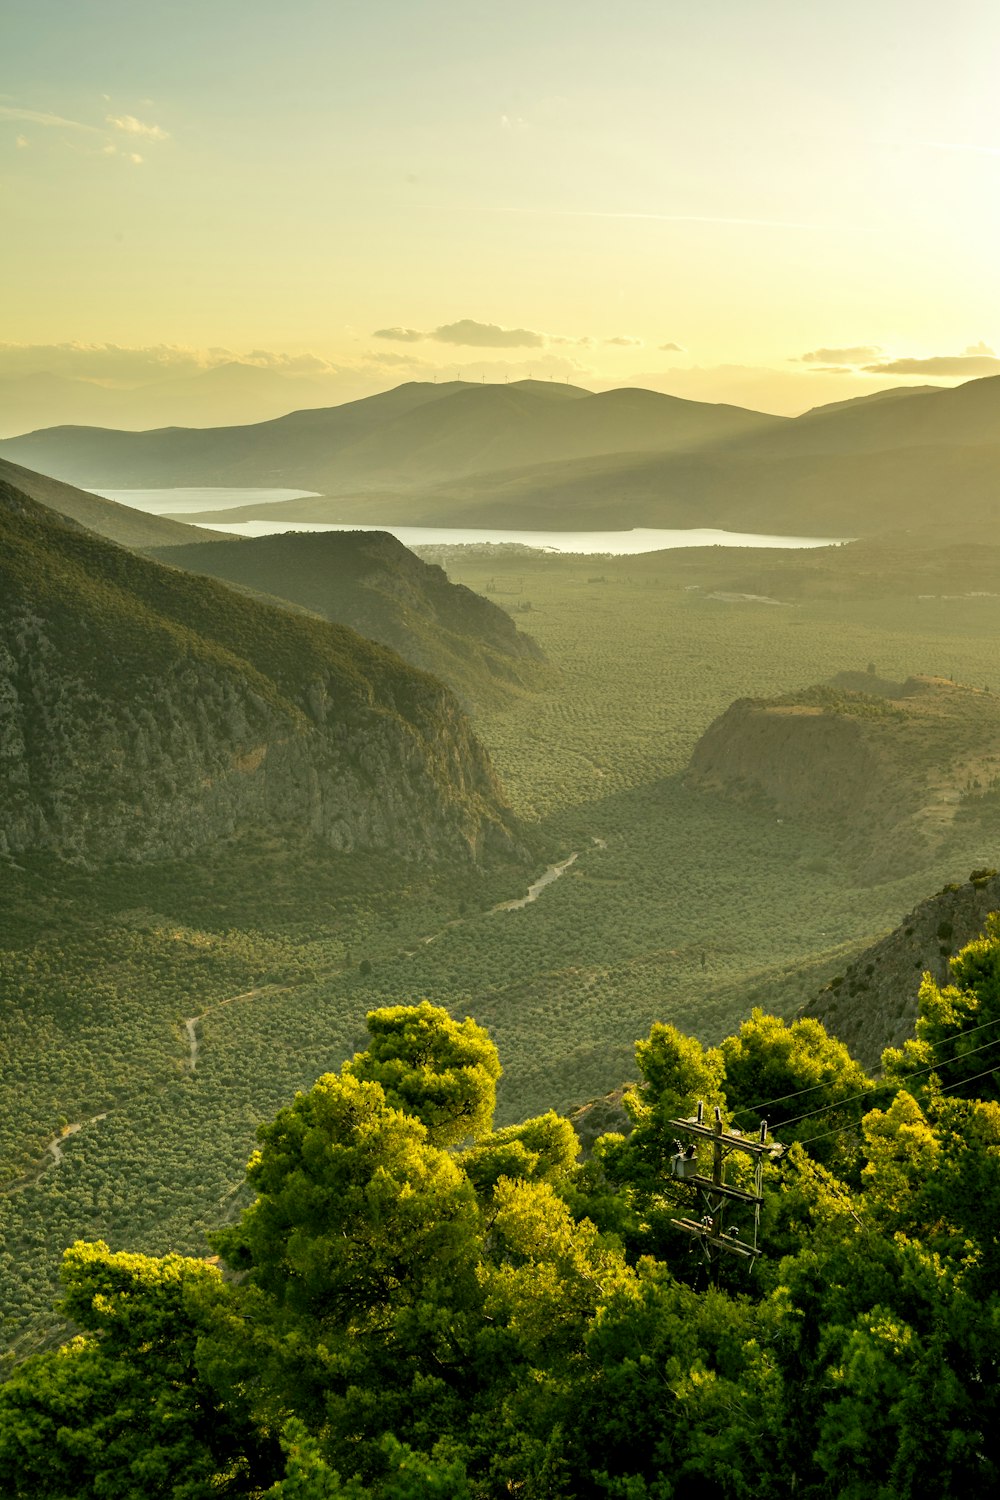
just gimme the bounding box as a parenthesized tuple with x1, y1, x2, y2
(0, 482, 519, 868)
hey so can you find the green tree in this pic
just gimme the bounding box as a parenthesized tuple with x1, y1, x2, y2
(344, 1001, 501, 1146)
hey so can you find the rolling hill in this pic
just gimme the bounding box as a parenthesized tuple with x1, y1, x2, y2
(0, 379, 782, 493)
(0, 481, 518, 867)
(150, 529, 552, 711)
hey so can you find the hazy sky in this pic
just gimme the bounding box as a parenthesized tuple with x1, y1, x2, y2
(4, 0, 1000, 415)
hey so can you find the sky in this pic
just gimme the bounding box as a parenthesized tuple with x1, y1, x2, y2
(3, 0, 1000, 422)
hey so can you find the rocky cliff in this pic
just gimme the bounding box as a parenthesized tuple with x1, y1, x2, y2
(0, 483, 519, 867)
(688, 675, 1000, 880)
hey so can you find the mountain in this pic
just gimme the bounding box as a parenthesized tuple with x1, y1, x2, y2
(0, 380, 782, 493)
(0, 482, 518, 867)
(801, 867, 1000, 1068)
(740, 372, 1000, 459)
(0, 364, 341, 439)
(149, 529, 551, 711)
(800, 384, 939, 419)
(0, 456, 227, 550)
(687, 674, 1000, 881)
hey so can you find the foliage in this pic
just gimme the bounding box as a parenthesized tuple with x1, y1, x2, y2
(8, 959, 1000, 1496)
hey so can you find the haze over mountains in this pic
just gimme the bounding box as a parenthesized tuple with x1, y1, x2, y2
(4, 373, 999, 542)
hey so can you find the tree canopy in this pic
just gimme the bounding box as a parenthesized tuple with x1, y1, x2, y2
(5, 943, 1000, 1497)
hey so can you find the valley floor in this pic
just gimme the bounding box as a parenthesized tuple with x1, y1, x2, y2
(4, 550, 1000, 1360)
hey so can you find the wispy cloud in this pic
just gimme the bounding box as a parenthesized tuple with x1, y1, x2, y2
(373, 326, 425, 343)
(106, 113, 169, 141)
(798, 346, 883, 364)
(864, 352, 1000, 377)
(659, 342, 685, 353)
(374, 319, 546, 349)
(605, 335, 643, 347)
(0, 104, 102, 134)
(496, 206, 852, 232)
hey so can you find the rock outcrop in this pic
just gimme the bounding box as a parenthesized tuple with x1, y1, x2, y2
(688, 675, 1000, 880)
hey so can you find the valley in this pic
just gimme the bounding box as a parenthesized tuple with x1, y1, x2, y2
(5, 528, 1000, 1361)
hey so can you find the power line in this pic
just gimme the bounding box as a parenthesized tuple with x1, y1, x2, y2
(729, 1012, 1000, 1130)
(796, 1063, 1000, 1150)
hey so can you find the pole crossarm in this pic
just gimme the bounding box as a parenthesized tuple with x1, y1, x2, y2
(667, 1117, 784, 1158)
(681, 1174, 763, 1206)
(666, 1103, 784, 1277)
(671, 1218, 756, 1259)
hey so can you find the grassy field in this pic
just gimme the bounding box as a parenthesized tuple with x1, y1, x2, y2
(4, 545, 1000, 1360)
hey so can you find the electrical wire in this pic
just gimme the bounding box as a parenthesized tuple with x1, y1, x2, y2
(728, 1011, 1000, 1130)
(795, 1062, 1000, 1150)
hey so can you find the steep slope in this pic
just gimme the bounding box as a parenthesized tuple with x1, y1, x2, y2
(0, 380, 781, 493)
(688, 675, 1000, 881)
(150, 529, 550, 711)
(0, 456, 226, 549)
(801, 868, 1000, 1068)
(0, 483, 518, 867)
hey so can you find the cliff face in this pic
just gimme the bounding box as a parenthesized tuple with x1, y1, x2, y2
(0, 484, 518, 867)
(688, 676, 1000, 880)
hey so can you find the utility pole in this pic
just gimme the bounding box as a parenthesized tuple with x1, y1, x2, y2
(668, 1101, 783, 1281)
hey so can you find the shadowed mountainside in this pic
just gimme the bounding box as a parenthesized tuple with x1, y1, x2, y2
(0, 482, 519, 867)
(150, 529, 551, 711)
(0, 456, 226, 549)
(802, 867, 1000, 1068)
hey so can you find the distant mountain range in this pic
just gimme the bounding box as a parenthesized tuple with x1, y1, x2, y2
(3, 374, 999, 539)
(0, 481, 518, 868)
(0, 379, 780, 491)
(0, 362, 342, 439)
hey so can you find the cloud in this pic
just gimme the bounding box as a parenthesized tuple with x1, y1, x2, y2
(372, 319, 547, 348)
(605, 336, 643, 347)
(965, 340, 996, 356)
(373, 326, 426, 343)
(15, 134, 28, 148)
(0, 104, 101, 134)
(659, 342, 684, 353)
(369, 350, 429, 367)
(128, 153, 143, 165)
(862, 354, 1000, 377)
(799, 346, 882, 364)
(430, 319, 545, 348)
(500, 114, 528, 131)
(106, 114, 169, 141)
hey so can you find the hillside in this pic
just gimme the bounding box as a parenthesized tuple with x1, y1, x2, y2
(802, 867, 1000, 1068)
(688, 674, 1000, 880)
(0, 379, 781, 493)
(0, 456, 226, 549)
(150, 529, 550, 712)
(0, 482, 518, 866)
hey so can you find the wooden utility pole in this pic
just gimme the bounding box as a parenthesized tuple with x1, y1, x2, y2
(668, 1101, 783, 1280)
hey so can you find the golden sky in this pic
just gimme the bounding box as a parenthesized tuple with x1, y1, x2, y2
(3, 0, 1000, 419)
